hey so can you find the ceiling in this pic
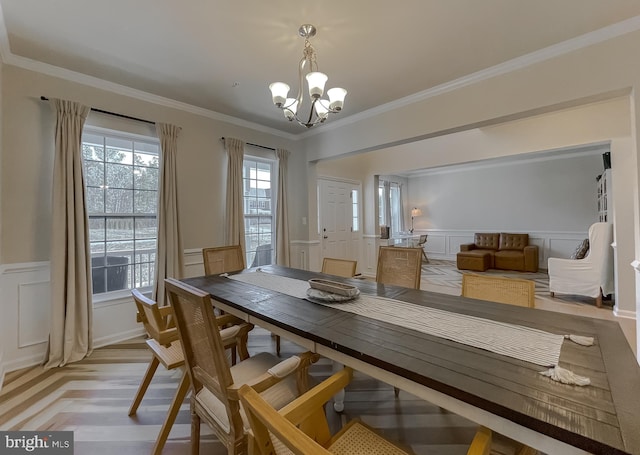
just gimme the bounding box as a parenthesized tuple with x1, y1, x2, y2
(2, 1, 640, 137)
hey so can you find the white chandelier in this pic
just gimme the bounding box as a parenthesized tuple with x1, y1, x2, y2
(269, 24, 347, 129)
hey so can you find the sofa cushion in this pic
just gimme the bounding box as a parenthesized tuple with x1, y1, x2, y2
(473, 233, 500, 250)
(494, 250, 525, 270)
(570, 238, 590, 260)
(499, 233, 529, 251)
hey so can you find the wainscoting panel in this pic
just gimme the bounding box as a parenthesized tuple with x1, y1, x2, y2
(18, 281, 51, 348)
(1, 262, 51, 372)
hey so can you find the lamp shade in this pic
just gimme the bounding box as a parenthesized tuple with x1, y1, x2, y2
(269, 82, 290, 106)
(315, 100, 329, 119)
(283, 98, 298, 120)
(411, 208, 422, 217)
(306, 72, 328, 98)
(327, 87, 347, 110)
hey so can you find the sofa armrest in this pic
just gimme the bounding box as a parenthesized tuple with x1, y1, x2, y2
(523, 245, 539, 272)
(460, 243, 476, 252)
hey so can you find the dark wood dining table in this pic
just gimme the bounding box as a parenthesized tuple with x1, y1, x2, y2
(182, 265, 640, 455)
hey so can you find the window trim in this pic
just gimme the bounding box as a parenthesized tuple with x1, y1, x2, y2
(82, 126, 160, 299)
(242, 155, 277, 267)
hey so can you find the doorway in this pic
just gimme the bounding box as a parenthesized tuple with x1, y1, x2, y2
(317, 178, 361, 264)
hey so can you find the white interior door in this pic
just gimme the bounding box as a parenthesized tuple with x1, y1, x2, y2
(318, 178, 359, 261)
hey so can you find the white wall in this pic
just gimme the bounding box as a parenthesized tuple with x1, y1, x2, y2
(408, 151, 604, 232)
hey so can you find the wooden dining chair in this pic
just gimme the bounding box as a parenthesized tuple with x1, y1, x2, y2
(376, 246, 422, 289)
(376, 246, 422, 396)
(461, 273, 538, 455)
(417, 234, 429, 263)
(321, 257, 357, 278)
(128, 289, 252, 455)
(240, 367, 493, 455)
(164, 277, 319, 455)
(461, 274, 535, 308)
(202, 244, 245, 275)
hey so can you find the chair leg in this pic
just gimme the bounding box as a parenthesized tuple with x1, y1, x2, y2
(596, 289, 603, 308)
(152, 372, 191, 455)
(394, 386, 400, 397)
(422, 250, 429, 263)
(276, 335, 281, 356)
(191, 403, 201, 455)
(230, 345, 237, 366)
(128, 356, 160, 416)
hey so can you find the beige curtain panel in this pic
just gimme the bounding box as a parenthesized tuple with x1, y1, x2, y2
(224, 137, 246, 253)
(153, 123, 184, 307)
(275, 148, 290, 266)
(45, 99, 93, 369)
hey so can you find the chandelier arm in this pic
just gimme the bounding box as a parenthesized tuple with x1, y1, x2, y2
(305, 98, 318, 126)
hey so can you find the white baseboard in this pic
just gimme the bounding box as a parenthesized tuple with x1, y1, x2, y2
(613, 307, 636, 320)
(93, 327, 147, 349)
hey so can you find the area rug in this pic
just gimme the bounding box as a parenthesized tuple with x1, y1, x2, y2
(421, 259, 550, 295)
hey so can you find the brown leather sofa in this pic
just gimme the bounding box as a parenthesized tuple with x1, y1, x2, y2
(456, 233, 538, 272)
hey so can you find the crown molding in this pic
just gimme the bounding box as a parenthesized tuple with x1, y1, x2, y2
(300, 15, 640, 140)
(2, 5, 640, 142)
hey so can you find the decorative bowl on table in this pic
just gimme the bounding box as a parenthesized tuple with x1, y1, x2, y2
(306, 278, 360, 303)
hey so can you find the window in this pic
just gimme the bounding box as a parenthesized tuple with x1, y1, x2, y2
(379, 181, 403, 236)
(82, 130, 160, 295)
(243, 157, 275, 267)
(351, 189, 359, 232)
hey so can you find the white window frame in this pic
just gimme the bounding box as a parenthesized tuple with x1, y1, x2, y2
(82, 126, 160, 303)
(243, 156, 276, 268)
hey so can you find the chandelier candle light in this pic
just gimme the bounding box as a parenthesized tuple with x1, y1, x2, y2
(410, 208, 422, 234)
(269, 24, 347, 128)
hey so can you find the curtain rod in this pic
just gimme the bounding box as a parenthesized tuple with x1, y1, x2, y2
(40, 96, 156, 126)
(220, 137, 275, 151)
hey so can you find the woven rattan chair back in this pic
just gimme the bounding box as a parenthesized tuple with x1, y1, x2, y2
(202, 245, 245, 275)
(376, 246, 422, 289)
(461, 274, 535, 308)
(165, 278, 234, 398)
(321, 257, 357, 278)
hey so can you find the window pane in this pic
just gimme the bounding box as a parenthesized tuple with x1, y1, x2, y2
(106, 218, 134, 241)
(134, 189, 157, 213)
(85, 161, 104, 187)
(106, 163, 133, 189)
(82, 136, 104, 161)
(106, 137, 133, 164)
(89, 242, 106, 255)
(134, 166, 158, 190)
(135, 218, 157, 239)
(89, 218, 105, 242)
(106, 189, 133, 213)
(86, 187, 105, 213)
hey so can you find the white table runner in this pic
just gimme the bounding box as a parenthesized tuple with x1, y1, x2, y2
(227, 271, 565, 368)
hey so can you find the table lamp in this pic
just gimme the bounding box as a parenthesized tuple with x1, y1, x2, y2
(410, 208, 422, 233)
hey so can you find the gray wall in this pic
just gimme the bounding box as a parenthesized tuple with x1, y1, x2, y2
(408, 153, 604, 233)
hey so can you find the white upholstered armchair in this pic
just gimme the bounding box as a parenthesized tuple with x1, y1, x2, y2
(548, 222, 614, 307)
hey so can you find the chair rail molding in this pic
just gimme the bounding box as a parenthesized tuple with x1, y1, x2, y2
(0, 261, 144, 373)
